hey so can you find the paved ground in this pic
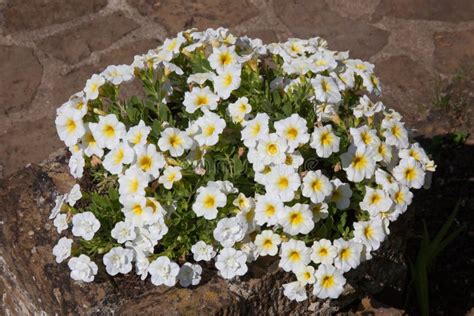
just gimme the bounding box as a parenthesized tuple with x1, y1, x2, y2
(1, 0, 473, 177)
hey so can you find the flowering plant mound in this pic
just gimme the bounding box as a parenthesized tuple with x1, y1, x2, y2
(52, 28, 435, 301)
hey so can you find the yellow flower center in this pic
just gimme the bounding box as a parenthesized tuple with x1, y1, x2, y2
(321, 79, 330, 92)
(405, 167, 416, 181)
(265, 204, 276, 217)
(133, 204, 143, 215)
(353, 154, 368, 170)
(364, 226, 374, 239)
(287, 127, 298, 140)
(169, 134, 182, 148)
(203, 195, 216, 209)
(132, 132, 142, 145)
(66, 118, 77, 133)
(114, 148, 124, 165)
(196, 95, 209, 107)
(204, 125, 216, 137)
(289, 250, 301, 262)
(289, 211, 303, 225)
(129, 178, 139, 193)
(340, 248, 351, 261)
(370, 193, 381, 205)
(319, 247, 328, 257)
(219, 52, 233, 66)
(223, 73, 233, 87)
(312, 179, 323, 192)
(139, 155, 152, 171)
(103, 124, 115, 138)
(263, 238, 273, 249)
(251, 123, 261, 137)
(266, 143, 278, 155)
(277, 176, 289, 190)
(322, 275, 335, 288)
(320, 131, 332, 146)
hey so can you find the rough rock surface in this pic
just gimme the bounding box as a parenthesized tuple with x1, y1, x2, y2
(1, 0, 474, 176)
(0, 149, 409, 315)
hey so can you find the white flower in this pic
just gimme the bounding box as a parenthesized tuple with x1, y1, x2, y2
(52, 237, 73, 263)
(241, 113, 270, 147)
(134, 252, 151, 280)
(93, 114, 126, 150)
(256, 133, 288, 165)
(295, 265, 316, 285)
(310, 202, 329, 222)
(311, 239, 337, 265)
(213, 66, 241, 100)
(158, 166, 182, 189)
(340, 146, 376, 182)
(81, 124, 103, 158)
(382, 119, 409, 149)
(149, 256, 180, 286)
(208, 45, 239, 73)
(240, 241, 259, 263)
(329, 179, 353, 210)
(84, 74, 105, 100)
(333, 239, 363, 272)
(255, 230, 281, 256)
(192, 185, 227, 220)
(103, 141, 135, 175)
(118, 166, 149, 197)
(126, 120, 151, 147)
(50, 194, 66, 219)
(310, 125, 340, 158)
(399, 142, 429, 164)
(313, 264, 346, 299)
(148, 216, 169, 240)
(103, 247, 134, 276)
(353, 219, 385, 251)
(265, 165, 301, 202)
(191, 241, 216, 262)
(310, 50, 337, 73)
(278, 203, 314, 236)
(68, 255, 98, 282)
(55, 107, 86, 147)
(178, 263, 202, 287)
(284, 151, 304, 169)
(233, 193, 254, 212)
(274, 114, 309, 151)
(102, 65, 133, 85)
(283, 281, 308, 302)
(392, 157, 425, 189)
(350, 125, 380, 151)
(389, 184, 413, 213)
(53, 213, 68, 234)
(121, 195, 154, 227)
(360, 187, 393, 217)
(71, 211, 100, 241)
(187, 72, 213, 85)
(279, 239, 311, 272)
(111, 220, 136, 244)
(213, 217, 247, 248)
(69, 151, 85, 179)
(125, 227, 157, 256)
(158, 127, 193, 157)
(311, 75, 341, 103)
(215, 247, 248, 279)
(194, 112, 226, 146)
(228, 97, 251, 124)
(183, 86, 219, 114)
(352, 95, 384, 118)
(254, 193, 283, 226)
(374, 142, 393, 164)
(135, 144, 166, 180)
(301, 170, 333, 204)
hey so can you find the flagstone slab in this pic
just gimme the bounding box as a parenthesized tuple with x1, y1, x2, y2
(1, 0, 108, 32)
(434, 29, 474, 75)
(38, 11, 139, 65)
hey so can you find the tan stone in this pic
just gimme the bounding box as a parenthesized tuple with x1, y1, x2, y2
(128, 0, 259, 35)
(1, 0, 107, 32)
(272, 0, 389, 59)
(38, 12, 140, 64)
(434, 30, 474, 75)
